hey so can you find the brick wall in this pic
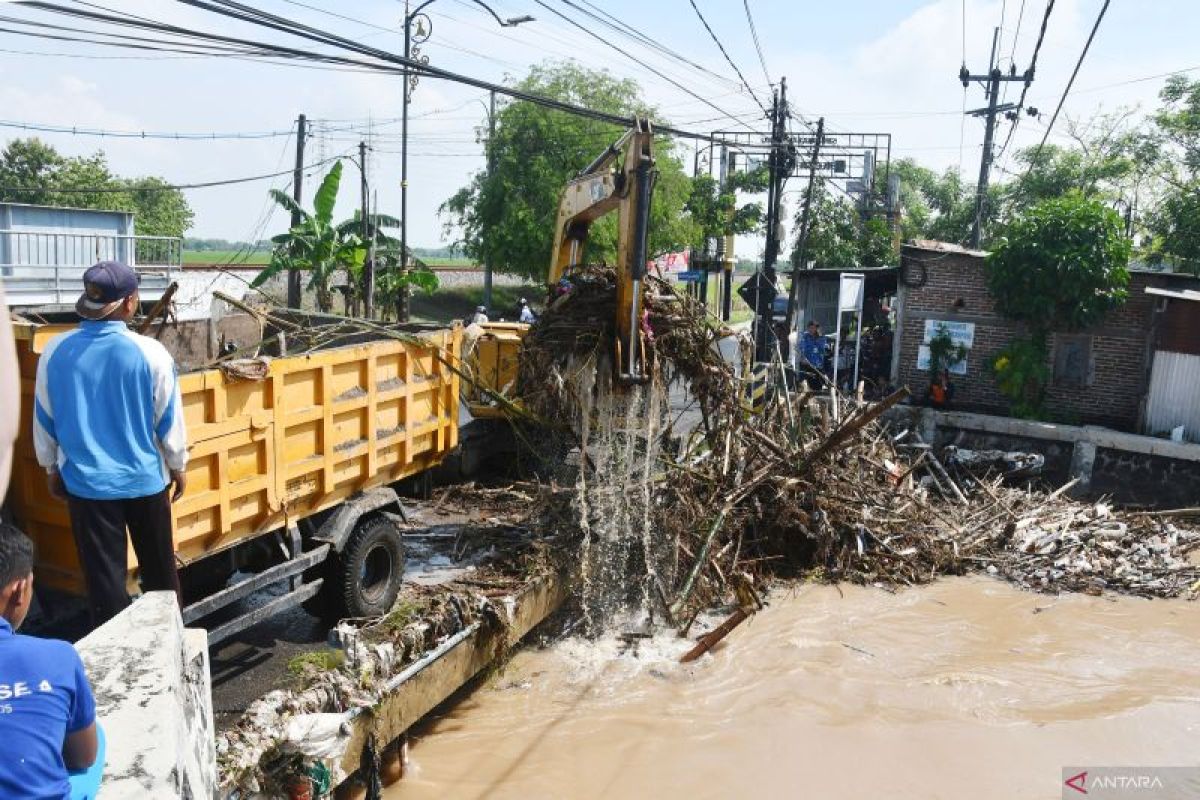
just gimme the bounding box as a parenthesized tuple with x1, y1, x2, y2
(894, 243, 1200, 431)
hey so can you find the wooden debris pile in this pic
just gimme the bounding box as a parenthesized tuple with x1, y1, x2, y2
(513, 269, 1200, 629)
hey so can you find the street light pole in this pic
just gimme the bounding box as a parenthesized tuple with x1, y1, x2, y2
(399, 0, 532, 319)
(483, 89, 495, 309)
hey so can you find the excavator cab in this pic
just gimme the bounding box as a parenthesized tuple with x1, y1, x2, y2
(548, 118, 656, 384)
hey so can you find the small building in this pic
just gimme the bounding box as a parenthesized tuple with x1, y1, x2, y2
(0, 201, 179, 308)
(892, 240, 1200, 439)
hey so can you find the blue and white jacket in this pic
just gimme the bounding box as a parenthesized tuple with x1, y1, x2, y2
(33, 320, 188, 500)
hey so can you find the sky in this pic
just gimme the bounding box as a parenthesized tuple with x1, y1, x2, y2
(0, 0, 1196, 252)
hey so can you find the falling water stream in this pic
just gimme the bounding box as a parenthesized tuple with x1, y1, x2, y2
(388, 576, 1200, 799)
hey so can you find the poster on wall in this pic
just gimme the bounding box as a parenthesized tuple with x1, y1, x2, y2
(916, 319, 975, 375)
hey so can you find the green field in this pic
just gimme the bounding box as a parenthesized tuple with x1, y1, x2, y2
(182, 249, 271, 266)
(418, 256, 477, 268)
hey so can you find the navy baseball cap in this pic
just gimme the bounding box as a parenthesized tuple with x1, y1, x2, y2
(76, 260, 140, 320)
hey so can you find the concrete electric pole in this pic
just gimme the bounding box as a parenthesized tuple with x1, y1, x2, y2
(288, 114, 306, 309)
(960, 27, 1031, 248)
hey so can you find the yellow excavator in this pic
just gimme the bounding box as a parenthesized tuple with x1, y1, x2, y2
(548, 118, 655, 383)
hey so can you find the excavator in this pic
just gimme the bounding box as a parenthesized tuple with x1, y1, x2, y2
(547, 117, 656, 384)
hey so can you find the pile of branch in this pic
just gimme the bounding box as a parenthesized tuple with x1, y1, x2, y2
(513, 268, 1200, 627)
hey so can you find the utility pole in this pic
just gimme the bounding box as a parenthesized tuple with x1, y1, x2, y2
(288, 113, 306, 309)
(482, 89, 495, 310)
(783, 116, 824, 338)
(753, 77, 791, 364)
(961, 27, 1030, 248)
(359, 140, 374, 319)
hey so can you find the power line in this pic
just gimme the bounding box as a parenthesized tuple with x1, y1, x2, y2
(0, 152, 349, 193)
(562, 0, 744, 93)
(1033, 0, 1112, 153)
(742, 0, 771, 88)
(16, 1, 734, 143)
(685, 0, 767, 115)
(528, 0, 758, 129)
(994, 0, 1055, 161)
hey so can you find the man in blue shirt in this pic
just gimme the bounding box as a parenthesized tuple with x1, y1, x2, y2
(0, 522, 98, 799)
(800, 320, 827, 381)
(32, 261, 188, 628)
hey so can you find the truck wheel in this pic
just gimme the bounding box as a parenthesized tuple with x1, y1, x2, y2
(338, 515, 406, 619)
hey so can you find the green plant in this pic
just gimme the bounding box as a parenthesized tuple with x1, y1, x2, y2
(286, 649, 345, 678)
(253, 161, 365, 312)
(985, 192, 1131, 416)
(926, 324, 967, 375)
(989, 337, 1051, 419)
(986, 192, 1131, 331)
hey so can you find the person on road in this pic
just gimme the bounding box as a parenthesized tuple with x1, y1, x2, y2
(518, 298, 536, 324)
(800, 321, 826, 383)
(0, 522, 99, 800)
(468, 304, 490, 326)
(33, 261, 187, 628)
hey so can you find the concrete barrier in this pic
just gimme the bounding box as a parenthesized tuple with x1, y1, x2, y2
(75, 592, 216, 799)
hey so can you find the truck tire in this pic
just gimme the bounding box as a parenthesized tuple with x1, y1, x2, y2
(337, 515, 406, 619)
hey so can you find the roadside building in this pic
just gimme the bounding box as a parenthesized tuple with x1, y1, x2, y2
(891, 240, 1200, 440)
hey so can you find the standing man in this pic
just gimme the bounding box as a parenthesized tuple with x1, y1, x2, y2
(32, 261, 187, 628)
(800, 320, 826, 383)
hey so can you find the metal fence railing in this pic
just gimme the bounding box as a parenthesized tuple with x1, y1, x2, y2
(0, 229, 181, 307)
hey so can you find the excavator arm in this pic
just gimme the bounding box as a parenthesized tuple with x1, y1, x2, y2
(548, 118, 655, 383)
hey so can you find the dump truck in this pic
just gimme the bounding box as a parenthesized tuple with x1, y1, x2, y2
(9, 317, 473, 644)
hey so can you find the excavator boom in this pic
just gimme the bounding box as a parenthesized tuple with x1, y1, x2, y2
(548, 118, 655, 383)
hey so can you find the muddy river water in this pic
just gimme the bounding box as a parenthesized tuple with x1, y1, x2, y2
(389, 576, 1200, 799)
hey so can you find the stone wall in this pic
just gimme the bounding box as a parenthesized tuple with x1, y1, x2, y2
(886, 406, 1200, 508)
(75, 592, 215, 799)
(894, 242, 1200, 431)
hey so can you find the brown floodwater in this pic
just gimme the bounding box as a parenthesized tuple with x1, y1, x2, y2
(389, 576, 1200, 799)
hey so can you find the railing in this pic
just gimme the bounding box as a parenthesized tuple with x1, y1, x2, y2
(0, 229, 181, 307)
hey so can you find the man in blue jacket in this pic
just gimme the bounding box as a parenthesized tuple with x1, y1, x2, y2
(0, 522, 98, 799)
(800, 320, 827, 382)
(32, 261, 188, 628)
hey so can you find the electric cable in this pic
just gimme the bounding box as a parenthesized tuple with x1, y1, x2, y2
(994, 0, 1055, 161)
(685, 0, 767, 115)
(1032, 0, 1112, 154)
(743, 0, 771, 88)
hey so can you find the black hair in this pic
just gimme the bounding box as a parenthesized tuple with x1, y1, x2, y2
(0, 523, 34, 588)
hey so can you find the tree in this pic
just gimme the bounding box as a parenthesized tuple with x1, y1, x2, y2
(1144, 76, 1200, 273)
(254, 161, 364, 313)
(441, 62, 697, 281)
(787, 180, 896, 270)
(985, 192, 1131, 416)
(684, 166, 768, 249)
(889, 159, 984, 245)
(0, 138, 193, 238)
(335, 211, 438, 319)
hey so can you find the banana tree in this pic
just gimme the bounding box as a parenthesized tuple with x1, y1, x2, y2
(337, 210, 439, 320)
(253, 161, 364, 312)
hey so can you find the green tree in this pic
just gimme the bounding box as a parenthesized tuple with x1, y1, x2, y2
(0, 138, 193, 238)
(1144, 76, 1200, 273)
(889, 159, 985, 245)
(255, 161, 364, 313)
(788, 180, 896, 270)
(985, 192, 1131, 415)
(441, 62, 697, 281)
(684, 166, 769, 248)
(336, 211, 438, 319)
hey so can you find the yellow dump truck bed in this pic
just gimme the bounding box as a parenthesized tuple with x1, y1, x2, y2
(10, 321, 462, 595)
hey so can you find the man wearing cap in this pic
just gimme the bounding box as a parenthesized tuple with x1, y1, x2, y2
(32, 261, 187, 627)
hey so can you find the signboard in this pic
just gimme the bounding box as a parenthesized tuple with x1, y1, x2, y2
(916, 319, 974, 375)
(738, 271, 777, 314)
(676, 270, 703, 282)
(654, 250, 689, 274)
(838, 273, 864, 312)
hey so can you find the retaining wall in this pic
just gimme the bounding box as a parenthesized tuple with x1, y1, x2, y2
(886, 406, 1200, 507)
(76, 592, 215, 799)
